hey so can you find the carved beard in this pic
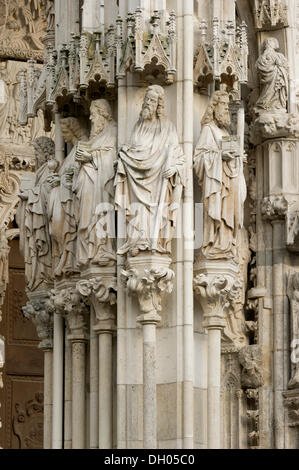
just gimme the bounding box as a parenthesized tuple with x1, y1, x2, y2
(140, 105, 157, 121)
(90, 118, 106, 139)
(215, 109, 231, 130)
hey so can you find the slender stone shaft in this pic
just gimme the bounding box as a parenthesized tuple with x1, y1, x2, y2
(98, 330, 113, 449)
(43, 350, 53, 449)
(52, 313, 64, 449)
(142, 322, 158, 449)
(71, 340, 86, 449)
(207, 327, 222, 449)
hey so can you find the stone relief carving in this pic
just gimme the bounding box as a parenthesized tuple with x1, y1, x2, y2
(115, 85, 185, 257)
(0, 0, 46, 62)
(74, 99, 117, 268)
(12, 392, 44, 449)
(283, 393, 299, 427)
(253, 0, 288, 30)
(239, 345, 264, 390)
(194, 91, 247, 261)
(287, 272, 299, 389)
(16, 137, 57, 291)
(0, 61, 48, 146)
(48, 117, 88, 277)
(261, 195, 288, 221)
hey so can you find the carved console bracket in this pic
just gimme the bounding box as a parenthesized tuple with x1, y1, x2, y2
(22, 289, 54, 350)
(116, 9, 176, 85)
(194, 18, 248, 99)
(122, 255, 174, 322)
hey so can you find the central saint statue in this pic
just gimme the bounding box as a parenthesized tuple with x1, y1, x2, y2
(115, 85, 185, 256)
(194, 91, 247, 260)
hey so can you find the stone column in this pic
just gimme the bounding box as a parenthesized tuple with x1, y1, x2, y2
(122, 254, 174, 449)
(22, 290, 54, 449)
(194, 260, 239, 449)
(77, 271, 117, 449)
(53, 283, 89, 449)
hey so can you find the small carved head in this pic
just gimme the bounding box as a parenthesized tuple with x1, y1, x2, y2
(89, 99, 113, 138)
(60, 117, 88, 145)
(141, 85, 166, 121)
(33, 137, 55, 168)
(261, 37, 280, 53)
(201, 90, 231, 130)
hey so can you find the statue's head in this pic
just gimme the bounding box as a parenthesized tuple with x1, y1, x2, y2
(60, 117, 87, 145)
(89, 99, 113, 138)
(201, 91, 231, 130)
(140, 85, 165, 121)
(33, 136, 55, 168)
(262, 37, 279, 53)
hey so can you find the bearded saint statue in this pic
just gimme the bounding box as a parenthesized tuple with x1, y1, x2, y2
(47, 117, 88, 277)
(74, 99, 117, 267)
(114, 85, 185, 257)
(194, 91, 247, 260)
(17, 137, 58, 290)
(255, 37, 289, 113)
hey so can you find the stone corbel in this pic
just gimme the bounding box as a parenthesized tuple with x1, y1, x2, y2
(76, 276, 117, 333)
(52, 287, 89, 341)
(239, 345, 264, 390)
(22, 291, 54, 350)
(122, 258, 174, 324)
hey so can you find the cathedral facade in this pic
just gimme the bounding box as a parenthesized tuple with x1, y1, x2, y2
(0, 0, 299, 449)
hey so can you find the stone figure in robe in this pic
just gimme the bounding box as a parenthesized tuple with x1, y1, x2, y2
(114, 85, 185, 256)
(194, 91, 247, 260)
(74, 99, 117, 267)
(255, 37, 289, 113)
(47, 117, 88, 277)
(17, 137, 57, 290)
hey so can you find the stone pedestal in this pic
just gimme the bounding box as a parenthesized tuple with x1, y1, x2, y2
(194, 259, 239, 449)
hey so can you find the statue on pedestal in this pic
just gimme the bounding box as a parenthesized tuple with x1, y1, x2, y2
(115, 85, 185, 256)
(17, 137, 57, 290)
(255, 37, 289, 113)
(47, 117, 88, 277)
(194, 90, 247, 261)
(74, 99, 117, 267)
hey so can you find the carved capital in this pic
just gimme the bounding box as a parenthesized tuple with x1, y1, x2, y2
(239, 345, 264, 389)
(261, 196, 288, 221)
(122, 256, 174, 322)
(23, 291, 54, 350)
(52, 287, 89, 341)
(77, 276, 117, 332)
(283, 390, 299, 427)
(194, 273, 228, 329)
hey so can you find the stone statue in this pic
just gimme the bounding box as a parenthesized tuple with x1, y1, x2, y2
(194, 91, 247, 260)
(255, 37, 289, 113)
(287, 272, 299, 389)
(114, 85, 185, 256)
(48, 118, 88, 277)
(74, 99, 117, 267)
(17, 137, 57, 290)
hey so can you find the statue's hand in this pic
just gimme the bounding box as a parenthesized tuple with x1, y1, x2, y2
(47, 174, 60, 188)
(75, 149, 93, 164)
(163, 167, 176, 179)
(19, 191, 28, 201)
(222, 151, 235, 161)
